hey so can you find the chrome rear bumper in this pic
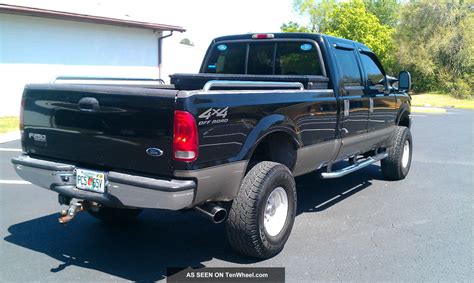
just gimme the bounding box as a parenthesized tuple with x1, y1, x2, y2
(12, 155, 195, 210)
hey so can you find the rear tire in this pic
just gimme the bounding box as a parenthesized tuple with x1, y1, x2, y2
(381, 126, 413, 180)
(226, 161, 297, 259)
(87, 205, 142, 223)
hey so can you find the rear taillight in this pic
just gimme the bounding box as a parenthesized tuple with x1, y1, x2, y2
(19, 97, 25, 131)
(173, 110, 198, 162)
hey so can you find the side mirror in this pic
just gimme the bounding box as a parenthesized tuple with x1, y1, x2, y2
(398, 71, 411, 91)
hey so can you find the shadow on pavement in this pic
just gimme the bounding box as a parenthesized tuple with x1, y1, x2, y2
(296, 164, 384, 214)
(4, 164, 383, 281)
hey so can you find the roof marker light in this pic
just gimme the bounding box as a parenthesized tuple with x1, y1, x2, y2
(252, 33, 274, 39)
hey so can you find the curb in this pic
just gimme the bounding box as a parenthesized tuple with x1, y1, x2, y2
(0, 131, 21, 144)
(411, 106, 447, 114)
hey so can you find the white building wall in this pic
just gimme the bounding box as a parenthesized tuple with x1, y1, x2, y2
(160, 39, 207, 83)
(0, 13, 161, 116)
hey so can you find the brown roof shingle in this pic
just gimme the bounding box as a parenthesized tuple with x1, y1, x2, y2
(0, 4, 185, 32)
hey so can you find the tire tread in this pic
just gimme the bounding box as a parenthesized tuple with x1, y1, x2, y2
(226, 161, 295, 258)
(381, 126, 412, 180)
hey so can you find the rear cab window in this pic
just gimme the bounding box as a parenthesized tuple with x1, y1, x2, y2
(203, 41, 323, 76)
(276, 42, 322, 75)
(248, 42, 274, 74)
(206, 43, 246, 74)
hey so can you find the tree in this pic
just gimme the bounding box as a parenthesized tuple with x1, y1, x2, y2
(280, 21, 310, 33)
(395, 0, 473, 98)
(281, 0, 473, 97)
(281, 0, 395, 70)
(292, 0, 336, 33)
(322, 0, 395, 69)
(363, 0, 401, 28)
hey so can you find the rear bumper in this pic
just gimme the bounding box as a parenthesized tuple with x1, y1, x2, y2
(11, 155, 195, 210)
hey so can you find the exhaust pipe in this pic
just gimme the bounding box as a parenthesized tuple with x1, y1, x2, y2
(195, 203, 227, 224)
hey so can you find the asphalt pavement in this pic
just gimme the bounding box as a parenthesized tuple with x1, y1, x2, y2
(1, 109, 472, 282)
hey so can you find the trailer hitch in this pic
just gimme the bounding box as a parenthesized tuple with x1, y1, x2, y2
(58, 201, 85, 224)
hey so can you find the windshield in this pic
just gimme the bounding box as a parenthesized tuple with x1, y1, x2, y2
(203, 41, 323, 76)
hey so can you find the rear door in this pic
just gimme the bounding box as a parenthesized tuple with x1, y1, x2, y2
(331, 42, 369, 158)
(22, 85, 177, 176)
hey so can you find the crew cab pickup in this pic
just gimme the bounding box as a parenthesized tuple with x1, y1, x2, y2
(12, 33, 413, 259)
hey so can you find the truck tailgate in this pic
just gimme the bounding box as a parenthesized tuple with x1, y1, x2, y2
(21, 84, 177, 177)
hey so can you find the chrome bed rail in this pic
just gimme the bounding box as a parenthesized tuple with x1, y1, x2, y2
(203, 80, 304, 91)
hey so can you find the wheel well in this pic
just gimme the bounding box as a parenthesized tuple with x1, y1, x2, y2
(398, 111, 410, 128)
(248, 131, 297, 172)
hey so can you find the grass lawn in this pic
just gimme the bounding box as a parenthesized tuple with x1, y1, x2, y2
(0, 116, 19, 134)
(411, 93, 474, 109)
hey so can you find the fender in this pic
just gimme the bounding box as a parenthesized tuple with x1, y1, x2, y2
(396, 102, 411, 127)
(184, 114, 301, 204)
(233, 114, 301, 161)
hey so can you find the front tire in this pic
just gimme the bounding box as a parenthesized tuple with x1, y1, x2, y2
(381, 126, 413, 180)
(226, 161, 297, 259)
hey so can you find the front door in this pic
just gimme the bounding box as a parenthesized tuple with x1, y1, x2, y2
(359, 51, 397, 145)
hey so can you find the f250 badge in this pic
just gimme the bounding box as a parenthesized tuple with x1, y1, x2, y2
(198, 107, 229, 125)
(28, 133, 47, 142)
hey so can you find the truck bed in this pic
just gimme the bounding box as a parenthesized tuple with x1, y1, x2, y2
(21, 84, 178, 177)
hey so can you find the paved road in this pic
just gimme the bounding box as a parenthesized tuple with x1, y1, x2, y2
(1, 109, 472, 282)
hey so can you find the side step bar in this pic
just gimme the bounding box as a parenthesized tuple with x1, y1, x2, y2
(321, 152, 388, 179)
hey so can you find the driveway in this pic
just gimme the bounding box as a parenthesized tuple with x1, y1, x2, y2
(1, 109, 472, 282)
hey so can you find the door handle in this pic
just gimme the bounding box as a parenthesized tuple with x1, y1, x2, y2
(78, 97, 100, 112)
(344, 100, 350, 117)
(369, 98, 374, 113)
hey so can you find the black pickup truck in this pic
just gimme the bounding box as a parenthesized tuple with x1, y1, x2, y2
(13, 33, 412, 259)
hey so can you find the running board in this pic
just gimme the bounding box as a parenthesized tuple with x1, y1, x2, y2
(321, 152, 388, 179)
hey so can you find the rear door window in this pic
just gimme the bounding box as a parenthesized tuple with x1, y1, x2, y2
(334, 48, 362, 86)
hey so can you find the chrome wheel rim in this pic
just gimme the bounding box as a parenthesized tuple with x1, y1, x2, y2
(264, 187, 289, 237)
(402, 140, 410, 168)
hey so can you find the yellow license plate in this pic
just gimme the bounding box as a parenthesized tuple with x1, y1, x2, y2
(76, 168, 106, 193)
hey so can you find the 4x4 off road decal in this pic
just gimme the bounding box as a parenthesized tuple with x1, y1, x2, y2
(198, 107, 229, 125)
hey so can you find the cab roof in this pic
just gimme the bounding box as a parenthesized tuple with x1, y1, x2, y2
(212, 32, 373, 54)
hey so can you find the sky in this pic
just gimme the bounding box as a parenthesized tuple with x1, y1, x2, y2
(5, 0, 301, 49)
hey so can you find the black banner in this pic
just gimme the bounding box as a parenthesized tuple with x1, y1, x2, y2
(167, 267, 285, 283)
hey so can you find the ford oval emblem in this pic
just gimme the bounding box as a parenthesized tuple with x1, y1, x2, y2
(146, 148, 163, 157)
